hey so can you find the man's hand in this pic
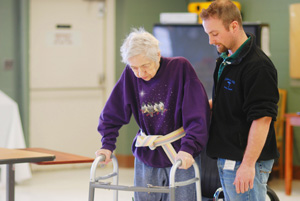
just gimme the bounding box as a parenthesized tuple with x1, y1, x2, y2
(233, 163, 255, 194)
(95, 149, 112, 164)
(175, 151, 194, 169)
(233, 116, 272, 194)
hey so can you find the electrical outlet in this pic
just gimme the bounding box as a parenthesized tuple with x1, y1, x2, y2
(4, 59, 13, 70)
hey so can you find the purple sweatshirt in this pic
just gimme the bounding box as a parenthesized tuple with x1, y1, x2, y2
(98, 56, 210, 168)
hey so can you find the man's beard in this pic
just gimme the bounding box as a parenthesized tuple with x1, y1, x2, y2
(216, 44, 228, 53)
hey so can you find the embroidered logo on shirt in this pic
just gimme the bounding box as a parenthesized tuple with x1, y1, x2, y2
(141, 101, 167, 117)
(224, 78, 235, 91)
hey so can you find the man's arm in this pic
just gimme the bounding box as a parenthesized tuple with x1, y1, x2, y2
(233, 116, 272, 193)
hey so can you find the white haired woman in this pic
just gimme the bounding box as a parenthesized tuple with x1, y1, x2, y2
(95, 28, 210, 201)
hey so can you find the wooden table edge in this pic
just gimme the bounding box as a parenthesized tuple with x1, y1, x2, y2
(21, 147, 95, 165)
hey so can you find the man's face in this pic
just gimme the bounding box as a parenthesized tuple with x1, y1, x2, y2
(202, 17, 233, 53)
(128, 54, 160, 81)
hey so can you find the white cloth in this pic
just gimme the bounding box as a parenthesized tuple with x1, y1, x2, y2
(0, 91, 32, 187)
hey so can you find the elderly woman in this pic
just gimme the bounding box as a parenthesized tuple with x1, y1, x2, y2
(95, 28, 210, 201)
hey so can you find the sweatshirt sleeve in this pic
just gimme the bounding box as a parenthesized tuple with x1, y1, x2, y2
(243, 65, 279, 121)
(180, 62, 210, 156)
(98, 68, 133, 151)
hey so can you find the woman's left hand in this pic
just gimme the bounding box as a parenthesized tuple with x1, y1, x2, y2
(175, 151, 195, 169)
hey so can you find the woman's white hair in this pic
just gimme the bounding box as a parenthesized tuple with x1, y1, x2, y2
(120, 27, 160, 64)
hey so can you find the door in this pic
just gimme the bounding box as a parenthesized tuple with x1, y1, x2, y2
(29, 0, 115, 158)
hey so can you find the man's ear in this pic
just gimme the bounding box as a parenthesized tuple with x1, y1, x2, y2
(230, 21, 239, 33)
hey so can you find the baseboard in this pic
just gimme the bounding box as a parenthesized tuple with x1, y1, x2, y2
(115, 154, 134, 168)
(293, 166, 300, 179)
(30, 163, 91, 172)
(271, 165, 300, 179)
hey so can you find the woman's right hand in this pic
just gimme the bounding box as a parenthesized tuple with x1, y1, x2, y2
(95, 149, 112, 164)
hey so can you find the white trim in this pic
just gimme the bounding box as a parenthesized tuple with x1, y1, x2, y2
(104, 0, 116, 100)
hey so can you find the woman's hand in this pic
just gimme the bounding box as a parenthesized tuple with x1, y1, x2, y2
(95, 149, 112, 164)
(175, 151, 195, 169)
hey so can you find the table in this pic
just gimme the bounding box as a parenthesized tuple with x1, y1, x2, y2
(285, 113, 300, 195)
(0, 91, 32, 185)
(22, 147, 95, 165)
(0, 148, 55, 201)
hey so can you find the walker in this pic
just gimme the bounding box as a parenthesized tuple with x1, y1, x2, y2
(88, 154, 202, 201)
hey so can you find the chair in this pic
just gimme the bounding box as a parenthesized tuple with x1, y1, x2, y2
(200, 148, 223, 201)
(272, 89, 287, 178)
(200, 148, 222, 199)
(213, 185, 280, 201)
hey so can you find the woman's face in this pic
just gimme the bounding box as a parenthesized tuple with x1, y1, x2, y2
(128, 54, 160, 81)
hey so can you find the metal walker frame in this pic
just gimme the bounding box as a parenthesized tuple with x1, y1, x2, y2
(88, 154, 202, 201)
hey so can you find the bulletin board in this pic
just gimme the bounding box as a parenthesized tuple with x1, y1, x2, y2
(290, 4, 300, 79)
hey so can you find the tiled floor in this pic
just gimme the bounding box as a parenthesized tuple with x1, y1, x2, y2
(0, 166, 300, 201)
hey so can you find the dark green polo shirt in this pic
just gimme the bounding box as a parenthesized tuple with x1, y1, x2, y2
(217, 36, 251, 81)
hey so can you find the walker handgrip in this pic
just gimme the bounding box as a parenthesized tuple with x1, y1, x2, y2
(169, 159, 202, 201)
(90, 154, 119, 183)
(174, 160, 182, 169)
(90, 155, 106, 182)
(98, 154, 106, 162)
(169, 160, 182, 187)
(89, 154, 119, 201)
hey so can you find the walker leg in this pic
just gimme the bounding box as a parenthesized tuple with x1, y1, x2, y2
(196, 180, 201, 201)
(88, 184, 95, 201)
(113, 190, 118, 201)
(170, 187, 176, 201)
